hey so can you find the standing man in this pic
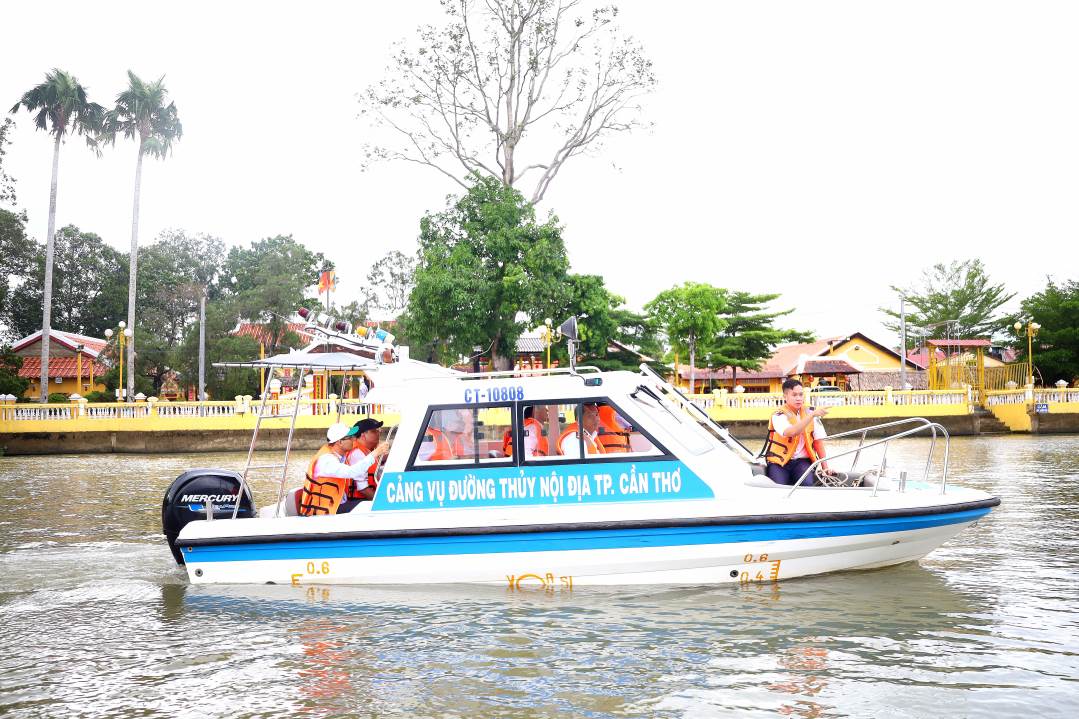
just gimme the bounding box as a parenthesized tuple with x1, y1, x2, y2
(345, 418, 385, 503)
(761, 379, 830, 486)
(300, 422, 389, 516)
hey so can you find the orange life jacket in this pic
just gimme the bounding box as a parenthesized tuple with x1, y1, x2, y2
(299, 444, 349, 516)
(344, 445, 378, 500)
(596, 406, 631, 453)
(556, 423, 606, 456)
(762, 406, 824, 466)
(502, 418, 548, 457)
(448, 433, 474, 459)
(424, 427, 454, 461)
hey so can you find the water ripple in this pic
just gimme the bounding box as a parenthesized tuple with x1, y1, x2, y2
(1, 438, 1077, 718)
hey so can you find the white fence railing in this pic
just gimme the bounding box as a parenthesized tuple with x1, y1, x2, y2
(691, 390, 971, 411)
(1036, 388, 1079, 404)
(0, 398, 394, 422)
(985, 391, 1028, 406)
(10, 405, 77, 420)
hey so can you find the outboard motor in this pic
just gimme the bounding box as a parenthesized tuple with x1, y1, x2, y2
(161, 469, 256, 565)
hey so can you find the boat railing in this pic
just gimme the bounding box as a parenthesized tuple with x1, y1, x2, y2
(638, 364, 758, 461)
(785, 417, 950, 498)
(457, 366, 602, 380)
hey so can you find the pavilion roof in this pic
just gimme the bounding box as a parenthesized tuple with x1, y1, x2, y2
(18, 356, 107, 379)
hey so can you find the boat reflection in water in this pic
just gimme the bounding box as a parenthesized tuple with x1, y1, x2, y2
(167, 564, 982, 717)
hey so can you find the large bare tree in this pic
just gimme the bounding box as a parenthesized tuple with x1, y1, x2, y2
(360, 0, 655, 204)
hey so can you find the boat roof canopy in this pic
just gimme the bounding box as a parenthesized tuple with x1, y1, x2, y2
(215, 351, 378, 371)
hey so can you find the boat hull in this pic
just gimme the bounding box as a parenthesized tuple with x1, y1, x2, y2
(179, 506, 990, 586)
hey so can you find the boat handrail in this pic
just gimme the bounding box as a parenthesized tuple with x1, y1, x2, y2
(785, 418, 950, 498)
(455, 366, 602, 380)
(825, 417, 943, 483)
(638, 363, 757, 461)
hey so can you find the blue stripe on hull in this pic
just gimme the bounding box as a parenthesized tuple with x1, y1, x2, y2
(182, 507, 990, 564)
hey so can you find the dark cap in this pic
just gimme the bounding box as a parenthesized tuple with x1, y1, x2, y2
(352, 418, 384, 435)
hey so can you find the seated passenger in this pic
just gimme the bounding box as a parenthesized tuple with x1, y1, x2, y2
(760, 379, 830, 486)
(299, 422, 389, 516)
(417, 414, 455, 462)
(596, 404, 632, 453)
(557, 402, 606, 458)
(344, 418, 385, 503)
(502, 405, 551, 458)
(443, 408, 476, 459)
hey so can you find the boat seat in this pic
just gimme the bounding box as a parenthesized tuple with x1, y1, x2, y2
(285, 487, 303, 516)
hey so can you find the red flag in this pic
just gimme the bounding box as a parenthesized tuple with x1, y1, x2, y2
(318, 270, 336, 294)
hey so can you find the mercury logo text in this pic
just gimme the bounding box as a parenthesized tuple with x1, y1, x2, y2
(180, 494, 237, 503)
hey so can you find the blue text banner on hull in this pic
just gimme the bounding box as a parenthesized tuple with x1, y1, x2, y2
(372, 460, 714, 511)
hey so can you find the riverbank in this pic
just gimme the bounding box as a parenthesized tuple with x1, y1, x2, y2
(2, 389, 1078, 455)
(3, 413, 1079, 455)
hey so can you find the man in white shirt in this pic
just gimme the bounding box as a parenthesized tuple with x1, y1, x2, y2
(558, 402, 605, 459)
(763, 379, 830, 486)
(300, 422, 389, 515)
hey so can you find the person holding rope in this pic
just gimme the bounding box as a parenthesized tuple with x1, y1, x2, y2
(760, 379, 830, 486)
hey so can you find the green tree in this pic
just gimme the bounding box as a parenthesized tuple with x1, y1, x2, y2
(365, 250, 416, 316)
(882, 259, 1015, 345)
(82, 248, 129, 337)
(0, 209, 36, 339)
(555, 274, 661, 372)
(6, 225, 128, 338)
(0, 117, 16, 206)
(645, 282, 728, 393)
(224, 235, 325, 353)
(1018, 279, 1079, 385)
(405, 176, 570, 366)
(0, 345, 29, 397)
(176, 302, 260, 400)
(105, 71, 182, 401)
(10, 68, 104, 401)
(130, 230, 225, 395)
(706, 291, 813, 388)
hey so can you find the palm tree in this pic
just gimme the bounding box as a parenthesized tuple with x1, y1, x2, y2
(106, 71, 182, 401)
(10, 69, 103, 402)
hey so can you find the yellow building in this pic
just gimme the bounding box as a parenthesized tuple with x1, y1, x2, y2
(12, 330, 107, 400)
(676, 332, 926, 393)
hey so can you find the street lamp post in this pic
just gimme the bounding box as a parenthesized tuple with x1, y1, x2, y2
(1013, 320, 1041, 386)
(198, 289, 206, 409)
(75, 343, 84, 396)
(544, 318, 553, 369)
(104, 321, 132, 401)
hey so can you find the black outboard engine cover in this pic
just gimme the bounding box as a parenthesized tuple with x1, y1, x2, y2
(161, 469, 256, 565)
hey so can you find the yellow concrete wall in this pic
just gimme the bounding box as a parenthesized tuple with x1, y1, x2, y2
(24, 377, 106, 399)
(988, 403, 1032, 432)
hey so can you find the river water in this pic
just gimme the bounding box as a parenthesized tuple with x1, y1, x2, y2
(0, 435, 1076, 718)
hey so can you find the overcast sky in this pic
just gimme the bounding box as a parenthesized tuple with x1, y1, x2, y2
(2, 1, 1076, 348)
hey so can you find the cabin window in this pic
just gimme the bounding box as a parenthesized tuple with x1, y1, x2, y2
(520, 400, 662, 463)
(412, 404, 515, 467)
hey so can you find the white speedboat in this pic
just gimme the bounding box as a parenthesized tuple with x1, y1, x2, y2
(162, 318, 999, 587)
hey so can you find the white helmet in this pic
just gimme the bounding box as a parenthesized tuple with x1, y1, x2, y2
(326, 422, 351, 443)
